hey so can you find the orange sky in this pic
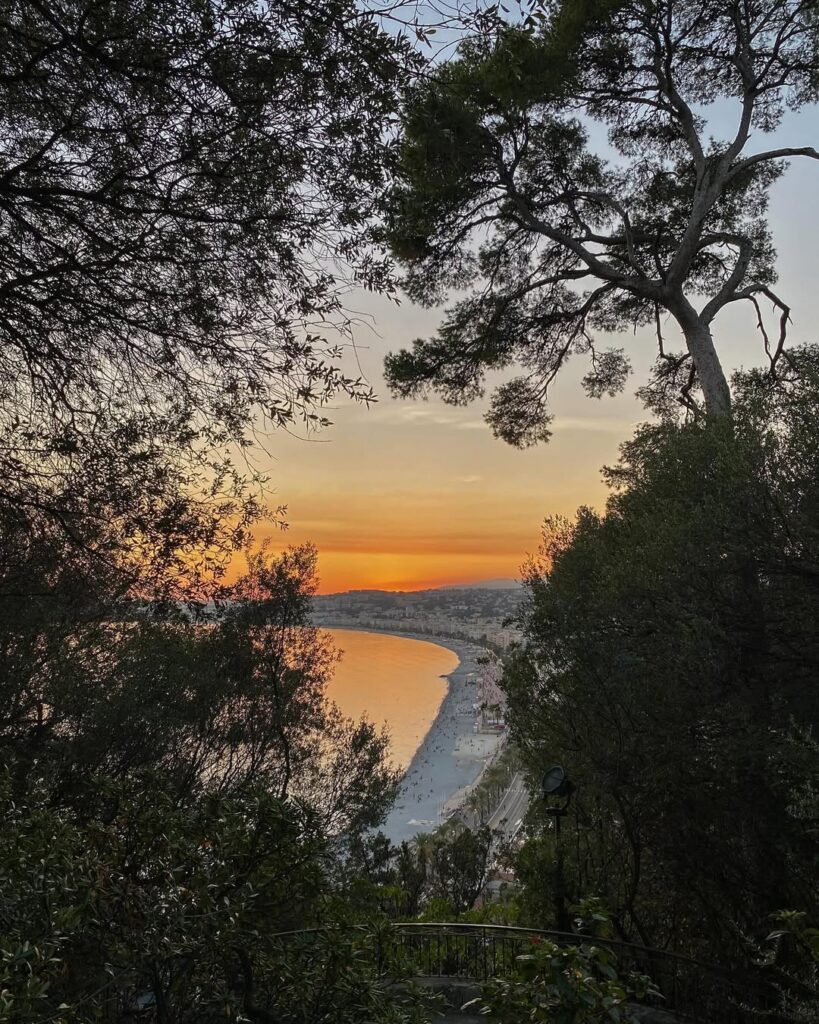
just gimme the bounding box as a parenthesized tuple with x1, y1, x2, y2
(247, 144, 819, 595)
(253, 377, 637, 592)
(243, 286, 647, 593)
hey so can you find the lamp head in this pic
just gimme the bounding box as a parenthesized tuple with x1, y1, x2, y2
(542, 764, 572, 799)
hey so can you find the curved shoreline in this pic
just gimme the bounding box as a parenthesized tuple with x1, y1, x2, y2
(321, 625, 503, 844)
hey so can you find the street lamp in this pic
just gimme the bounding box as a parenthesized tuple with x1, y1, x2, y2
(541, 764, 574, 932)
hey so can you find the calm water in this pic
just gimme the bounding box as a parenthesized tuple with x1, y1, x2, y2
(324, 628, 459, 769)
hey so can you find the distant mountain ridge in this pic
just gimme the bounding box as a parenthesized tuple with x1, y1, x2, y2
(441, 578, 521, 591)
(321, 578, 521, 598)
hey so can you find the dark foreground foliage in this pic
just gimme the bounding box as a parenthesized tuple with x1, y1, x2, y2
(0, 541, 407, 1023)
(505, 347, 819, 970)
(0, 776, 443, 1024)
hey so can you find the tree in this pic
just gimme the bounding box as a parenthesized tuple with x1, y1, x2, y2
(468, 914, 659, 1024)
(395, 823, 494, 915)
(427, 822, 494, 912)
(0, 543, 398, 839)
(384, 0, 819, 441)
(0, 0, 415, 588)
(0, 772, 439, 1024)
(341, 823, 495, 918)
(0, 771, 325, 1023)
(503, 347, 819, 960)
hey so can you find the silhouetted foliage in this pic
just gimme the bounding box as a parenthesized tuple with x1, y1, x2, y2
(504, 347, 819, 963)
(345, 823, 494, 918)
(0, 774, 441, 1024)
(469, 906, 659, 1024)
(0, 541, 407, 1021)
(1, 543, 397, 834)
(0, 0, 415, 590)
(385, 0, 819, 437)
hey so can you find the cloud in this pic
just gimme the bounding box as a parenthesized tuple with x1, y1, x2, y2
(352, 402, 633, 436)
(400, 408, 437, 422)
(457, 475, 483, 484)
(453, 414, 632, 435)
(354, 405, 458, 427)
(353, 404, 486, 430)
(552, 415, 636, 434)
(401, 408, 462, 427)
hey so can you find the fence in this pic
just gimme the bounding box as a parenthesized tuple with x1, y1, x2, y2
(272, 921, 786, 1024)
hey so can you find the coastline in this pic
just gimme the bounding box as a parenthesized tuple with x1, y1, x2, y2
(321, 624, 503, 845)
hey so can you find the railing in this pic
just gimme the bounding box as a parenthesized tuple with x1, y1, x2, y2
(271, 922, 786, 1024)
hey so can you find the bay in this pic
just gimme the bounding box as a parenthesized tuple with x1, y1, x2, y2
(323, 627, 459, 770)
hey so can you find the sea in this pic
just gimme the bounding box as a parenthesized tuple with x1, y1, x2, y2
(323, 627, 460, 770)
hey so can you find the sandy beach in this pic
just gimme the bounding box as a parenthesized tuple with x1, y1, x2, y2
(326, 627, 503, 845)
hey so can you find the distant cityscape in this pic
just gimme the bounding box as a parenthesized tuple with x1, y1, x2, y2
(312, 581, 524, 648)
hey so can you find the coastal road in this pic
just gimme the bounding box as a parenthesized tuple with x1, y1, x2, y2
(486, 772, 529, 840)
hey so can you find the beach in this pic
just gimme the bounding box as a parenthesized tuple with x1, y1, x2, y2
(326, 628, 503, 845)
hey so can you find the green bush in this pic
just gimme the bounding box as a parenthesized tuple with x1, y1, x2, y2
(466, 934, 660, 1024)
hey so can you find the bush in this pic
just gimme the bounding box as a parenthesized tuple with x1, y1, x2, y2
(466, 934, 659, 1024)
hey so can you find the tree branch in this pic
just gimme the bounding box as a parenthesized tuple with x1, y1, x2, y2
(729, 147, 819, 180)
(496, 161, 661, 300)
(729, 284, 792, 371)
(700, 236, 754, 323)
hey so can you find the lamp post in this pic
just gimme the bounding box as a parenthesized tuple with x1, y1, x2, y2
(541, 764, 575, 933)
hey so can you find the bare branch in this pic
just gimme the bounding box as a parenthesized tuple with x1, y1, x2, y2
(729, 284, 792, 372)
(729, 147, 819, 180)
(700, 236, 754, 323)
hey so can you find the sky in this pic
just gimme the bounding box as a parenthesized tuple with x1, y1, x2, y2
(250, 107, 819, 595)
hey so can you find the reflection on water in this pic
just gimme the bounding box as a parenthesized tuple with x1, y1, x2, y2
(324, 628, 459, 770)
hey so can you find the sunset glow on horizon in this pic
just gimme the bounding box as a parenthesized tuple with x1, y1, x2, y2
(247, 474, 611, 593)
(247, 373, 631, 593)
(257, 540, 538, 595)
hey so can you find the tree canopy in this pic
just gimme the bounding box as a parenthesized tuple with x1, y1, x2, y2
(384, 0, 819, 441)
(0, 541, 407, 1021)
(0, 0, 414, 590)
(503, 346, 819, 958)
(1, 542, 397, 835)
(0, 12, 432, 1017)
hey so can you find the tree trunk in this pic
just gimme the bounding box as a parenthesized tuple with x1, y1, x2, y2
(680, 318, 732, 418)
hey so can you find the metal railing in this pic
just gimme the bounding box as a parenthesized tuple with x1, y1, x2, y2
(271, 921, 786, 1024)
